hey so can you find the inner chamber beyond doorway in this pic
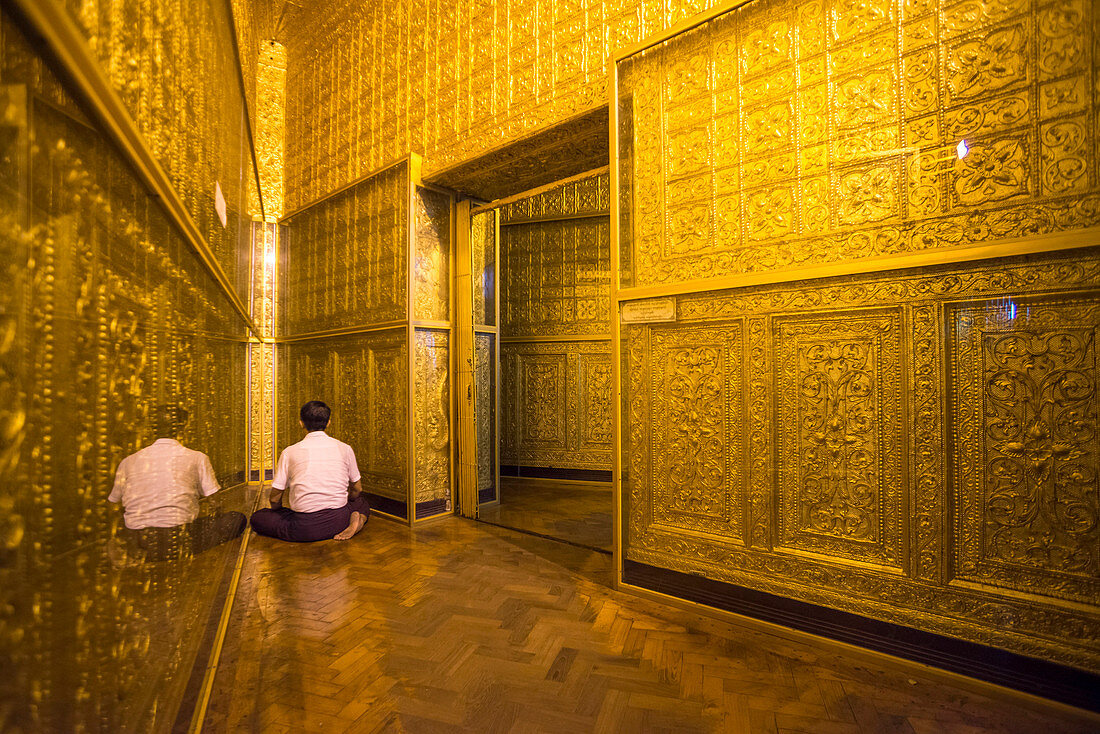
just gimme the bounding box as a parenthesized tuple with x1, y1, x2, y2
(428, 111, 614, 554)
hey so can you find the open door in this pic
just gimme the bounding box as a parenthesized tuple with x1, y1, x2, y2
(454, 202, 500, 517)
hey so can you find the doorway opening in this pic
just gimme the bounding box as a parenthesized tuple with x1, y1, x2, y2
(430, 109, 613, 554)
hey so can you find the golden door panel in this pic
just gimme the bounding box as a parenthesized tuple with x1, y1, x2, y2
(774, 310, 906, 568)
(624, 247, 1100, 671)
(280, 161, 409, 336)
(950, 294, 1100, 605)
(645, 323, 744, 543)
(617, 0, 1100, 288)
(414, 329, 450, 508)
(501, 341, 613, 471)
(475, 333, 496, 496)
(414, 188, 451, 323)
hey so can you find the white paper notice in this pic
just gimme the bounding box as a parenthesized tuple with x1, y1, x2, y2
(214, 181, 227, 228)
(620, 298, 677, 324)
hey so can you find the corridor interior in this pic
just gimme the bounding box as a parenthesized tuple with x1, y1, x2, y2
(4, 0, 1100, 731)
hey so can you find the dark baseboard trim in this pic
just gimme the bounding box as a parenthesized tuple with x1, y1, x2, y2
(622, 560, 1100, 714)
(365, 493, 407, 520)
(415, 498, 448, 518)
(500, 465, 613, 483)
(478, 487, 497, 503)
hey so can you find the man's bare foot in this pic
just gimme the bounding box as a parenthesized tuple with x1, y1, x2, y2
(334, 511, 366, 541)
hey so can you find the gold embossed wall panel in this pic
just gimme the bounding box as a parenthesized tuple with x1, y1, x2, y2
(472, 208, 497, 327)
(2, 12, 252, 730)
(59, 0, 259, 300)
(498, 171, 611, 224)
(282, 0, 738, 212)
(950, 295, 1100, 605)
(278, 330, 410, 513)
(415, 187, 452, 322)
(501, 341, 613, 471)
(475, 332, 496, 500)
(623, 247, 1100, 671)
(280, 161, 409, 336)
(774, 310, 905, 568)
(415, 329, 451, 514)
(617, 0, 1100, 288)
(501, 216, 612, 337)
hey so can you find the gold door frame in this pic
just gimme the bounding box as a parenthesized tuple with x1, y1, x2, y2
(453, 201, 479, 517)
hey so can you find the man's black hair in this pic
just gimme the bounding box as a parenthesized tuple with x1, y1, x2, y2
(154, 405, 189, 437)
(300, 400, 331, 431)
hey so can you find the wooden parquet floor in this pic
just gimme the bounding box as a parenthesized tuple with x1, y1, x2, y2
(202, 517, 1096, 734)
(479, 478, 613, 552)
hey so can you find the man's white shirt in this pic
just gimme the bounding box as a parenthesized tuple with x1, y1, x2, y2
(109, 438, 220, 529)
(271, 431, 361, 513)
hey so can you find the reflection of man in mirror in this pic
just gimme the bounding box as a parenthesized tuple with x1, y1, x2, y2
(249, 400, 370, 542)
(109, 406, 246, 562)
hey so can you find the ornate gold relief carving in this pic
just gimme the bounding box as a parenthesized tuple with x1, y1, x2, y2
(414, 188, 451, 322)
(282, 0, 764, 211)
(415, 330, 450, 507)
(501, 341, 613, 472)
(475, 333, 495, 495)
(1, 18, 253, 728)
(58, 0, 260, 300)
(255, 41, 286, 219)
(579, 356, 613, 450)
(280, 162, 408, 335)
(774, 310, 905, 568)
(501, 216, 612, 337)
(520, 354, 568, 448)
(618, 0, 1100, 288)
(499, 172, 611, 225)
(648, 323, 744, 542)
(950, 295, 1100, 604)
(626, 249, 1100, 671)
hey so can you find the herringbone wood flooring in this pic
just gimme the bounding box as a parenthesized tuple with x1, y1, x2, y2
(203, 517, 1096, 733)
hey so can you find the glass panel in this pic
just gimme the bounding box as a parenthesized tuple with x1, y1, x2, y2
(471, 209, 496, 327)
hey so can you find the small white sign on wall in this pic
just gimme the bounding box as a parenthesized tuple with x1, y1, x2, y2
(214, 181, 227, 228)
(620, 298, 677, 324)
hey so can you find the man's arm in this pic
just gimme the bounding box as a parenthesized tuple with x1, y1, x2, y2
(269, 450, 290, 508)
(269, 485, 286, 508)
(348, 478, 362, 501)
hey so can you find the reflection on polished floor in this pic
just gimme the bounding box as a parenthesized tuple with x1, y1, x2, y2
(202, 517, 1095, 733)
(478, 478, 613, 553)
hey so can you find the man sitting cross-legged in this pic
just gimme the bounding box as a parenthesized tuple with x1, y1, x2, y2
(250, 400, 370, 542)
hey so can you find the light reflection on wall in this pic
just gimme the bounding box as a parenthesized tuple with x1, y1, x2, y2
(1, 4, 257, 730)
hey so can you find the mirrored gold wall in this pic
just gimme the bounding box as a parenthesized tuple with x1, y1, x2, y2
(616, 0, 1100, 674)
(1, 0, 260, 728)
(499, 172, 614, 474)
(278, 161, 454, 521)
